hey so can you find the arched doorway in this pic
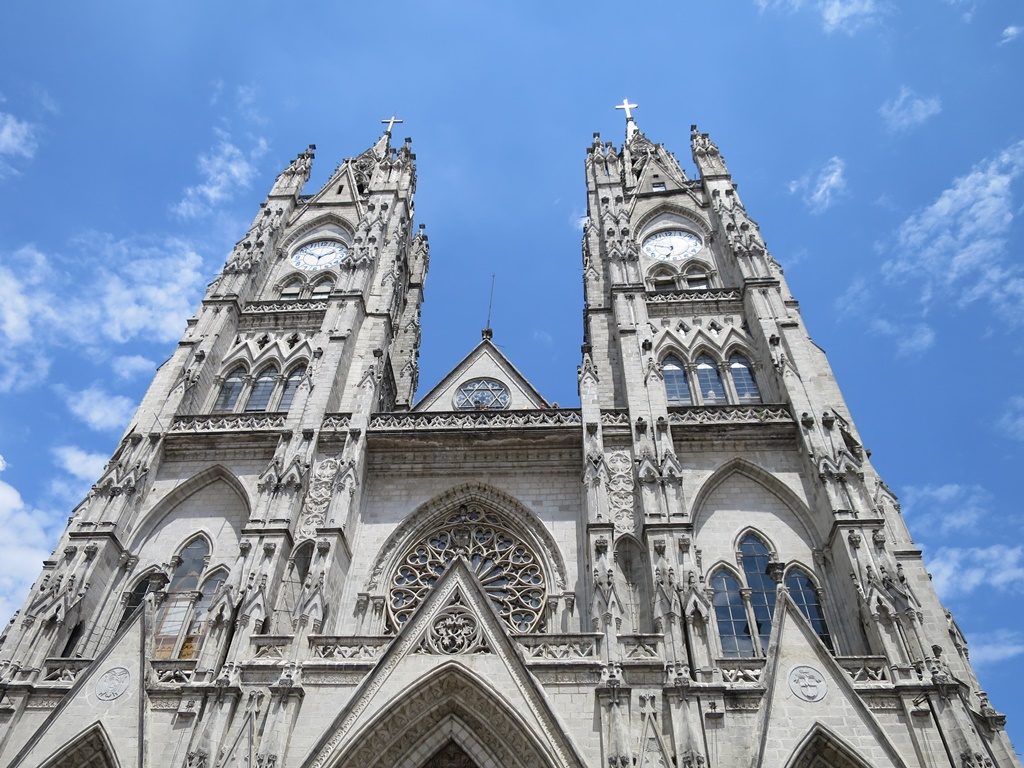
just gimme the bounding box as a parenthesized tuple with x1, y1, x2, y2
(787, 725, 872, 768)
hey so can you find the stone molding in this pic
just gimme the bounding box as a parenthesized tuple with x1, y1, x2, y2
(170, 413, 288, 433)
(365, 409, 582, 433)
(667, 404, 793, 425)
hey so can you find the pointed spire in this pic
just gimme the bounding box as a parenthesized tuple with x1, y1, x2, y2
(269, 144, 315, 197)
(690, 123, 729, 178)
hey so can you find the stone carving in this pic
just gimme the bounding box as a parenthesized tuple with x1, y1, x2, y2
(299, 457, 341, 539)
(170, 413, 287, 433)
(95, 666, 131, 701)
(518, 638, 598, 660)
(368, 409, 582, 432)
(418, 595, 489, 655)
(242, 298, 330, 314)
(607, 451, 636, 534)
(789, 665, 827, 702)
(645, 287, 741, 303)
(667, 405, 792, 426)
(320, 413, 352, 431)
(388, 506, 546, 634)
(312, 642, 385, 660)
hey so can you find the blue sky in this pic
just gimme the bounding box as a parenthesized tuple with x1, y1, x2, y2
(1, 0, 1022, 744)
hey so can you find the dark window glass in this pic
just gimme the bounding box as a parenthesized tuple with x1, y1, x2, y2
(245, 368, 278, 412)
(311, 279, 333, 297)
(663, 356, 692, 404)
(278, 366, 306, 412)
(179, 571, 227, 660)
(730, 354, 761, 403)
(119, 578, 155, 629)
(280, 280, 302, 299)
(786, 567, 834, 651)
(711, 569, 753, 657)
(739, 534, 776, 653)
(213, 366, 246, 412)
(695, 355, 726, 403)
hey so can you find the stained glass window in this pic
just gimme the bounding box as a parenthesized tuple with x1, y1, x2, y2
(453, 378, 511, 410)
(711, 569, 753, 658)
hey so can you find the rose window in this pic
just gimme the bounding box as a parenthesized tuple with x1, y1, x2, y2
(453, 378, 510, 410)
(387, 506, 546, 634)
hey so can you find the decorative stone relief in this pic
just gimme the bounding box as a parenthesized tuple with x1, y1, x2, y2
(789, 665, 827, 702)
(299, 457, 340, 539)
(95, 666, 131, 701)
(607, 451, 636, 534)
(418, 596, 489, 655)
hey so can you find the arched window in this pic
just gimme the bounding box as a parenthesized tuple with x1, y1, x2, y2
(179, 570, 227, 659)
(213, 365, 246, 412)
(280, 279, 302, 300)
(154, 538, 209, 660)
(786, 567, 833, 651)
(310, 278, 333, 298)
(711, 569, 753, 658)
(739, 534, 777, 653)
(650, 270, 676, 292)
(683, 266, 711, 289)
(614, 537, 653, 634)
(118, 577, 158, 629)
(278, 365, 306, 412)
(662, 355, 692, 405)
(245, 366, 278, 412)
(273, 541, 314, 633)
(695, 355, 726, 403)
(729, 354, 761, 403)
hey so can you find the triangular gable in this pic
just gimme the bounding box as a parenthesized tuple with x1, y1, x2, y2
(8, 605, 148, 768)
(752, 593, 907, 768)
(413, 337, 550, 412)
(302, 557, 585, 768)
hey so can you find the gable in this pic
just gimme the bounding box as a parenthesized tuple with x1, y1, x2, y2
(414, 338, 549, 412)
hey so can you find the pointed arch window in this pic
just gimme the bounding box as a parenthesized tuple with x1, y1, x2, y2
(711, 569, 754, 658)
(154, 537, 210, 660)
(273, 540, 314, 633)
(179, 570, 227, 659)
(729, 354, 761, 403)
(213, 365, 246, 412)
(739, 534, 777, 653)
(662, 355, 692, 405)
(695, 355, 726, 403)
(650, 269, 677, 292)
(683, 266, 711, 289)
(118, 576, 158, 629)
(786, 567, 833, 651)
(245, 366, 278, 412)
(280, 279, 303, 300)
(310, 278, 334, 298)
(278, 365, 306, 412)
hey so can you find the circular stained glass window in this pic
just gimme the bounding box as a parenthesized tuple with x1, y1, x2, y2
(453, 378, 510, 410)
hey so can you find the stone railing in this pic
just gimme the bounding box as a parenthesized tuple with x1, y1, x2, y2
(308, 636, 391, 661)
(41, 657, 94, 683)
(620, 634, 663, 661)
(667, 404, 793, 426)
(517, 634, 601, 662)
(837, 656, 891, 684)
(242, 298, 330, 314)
(600, 410, 630, 427)
(170, 412, 288, 434)
(646, 287, 742, 304)
(368, 409, 582, 432)
(717, 657, 766, 684)
(320, 413, 352, 431)
(150, 659, 199, 685)
(251, 635, 294, 660)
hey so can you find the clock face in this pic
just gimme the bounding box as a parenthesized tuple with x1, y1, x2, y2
(641, 230, 703, 261)
(291, 240, 348, 271)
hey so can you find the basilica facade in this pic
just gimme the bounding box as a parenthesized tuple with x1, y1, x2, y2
(0, 112, 1017, 768)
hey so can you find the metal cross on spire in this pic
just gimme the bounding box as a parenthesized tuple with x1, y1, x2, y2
(380, 115, 404, 134)
(614, 98, 638, 122)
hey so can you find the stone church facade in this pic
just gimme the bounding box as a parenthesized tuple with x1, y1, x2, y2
(0, 113, 1018, 768)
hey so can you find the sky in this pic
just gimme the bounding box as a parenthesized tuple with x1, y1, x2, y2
(0, 0, 1022, 747)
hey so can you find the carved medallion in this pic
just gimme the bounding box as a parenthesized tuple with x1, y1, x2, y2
(95, 666, 131, 701)
(788, 665, 827, 702)
(607, 451, 636, 534)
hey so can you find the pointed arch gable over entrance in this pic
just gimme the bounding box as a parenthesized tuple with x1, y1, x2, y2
(786, 724, 873, 768)
(40, 723, 119, 768)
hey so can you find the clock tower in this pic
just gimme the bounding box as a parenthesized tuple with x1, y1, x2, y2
(0, 113, 1018, 768)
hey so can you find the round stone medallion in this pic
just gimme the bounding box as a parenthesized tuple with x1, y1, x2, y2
(95, 666, 131, 701)
(788, 665, 827, 702)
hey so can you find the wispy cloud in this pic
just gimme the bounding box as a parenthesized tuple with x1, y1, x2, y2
(1000, 25, 1021, 45)
(998, 396, 1024, 441)
(902, 483, 991, 534)
(789, 156, 847, 213)
(172, 130, 268, 219)
(113, 354, 156, 380)
(927, 544, 1024, 600)
(870, 318, 935, 356)
(879, 86, 942, 133)
(755, 0, 884, 34)
(63, 385, 136, 432)
(0, 111, 38, 178)
(882, 139, 1024, 323)
(52, 445, 107, 482)
(968, 630, 1024, 665)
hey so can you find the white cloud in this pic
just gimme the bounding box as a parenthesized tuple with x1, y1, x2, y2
(968, 630, 1024, 665)
(0, 112, 37, 159)
(0, 454, 6, 472)
(52, 445, 107, 482)
(755, 0, 883, 34)
(0, 471, 63, 623)
(173, 130, 269, 219)
(1000, 25, 1021, 45)
(879, 87, 942, 133)
(113, 354, 156, 380)
(927, 544, 1024, 600)
(789, 156, 847, 213)
(998, 396, 1024, 441)
(883, 139, 1024, 322)
(870, 319, 935, 356)
(64, 385, 136, 432)
(901, 483, 991, 534)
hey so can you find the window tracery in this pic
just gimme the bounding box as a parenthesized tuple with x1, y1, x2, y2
(214, 365, 246, 412)
(739, 533, 776, 653)
(150, 537, 225, 660)
(387, 505, 546, 634)
(710, 569, 753, 658)
(729, 354, 761, 402)
(695, 355, 726, 402)
(453, 378, 510, 411)
(245, 366, 278, 412)
(662, 355, 692, 404)
(786, 567, 833, 650)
